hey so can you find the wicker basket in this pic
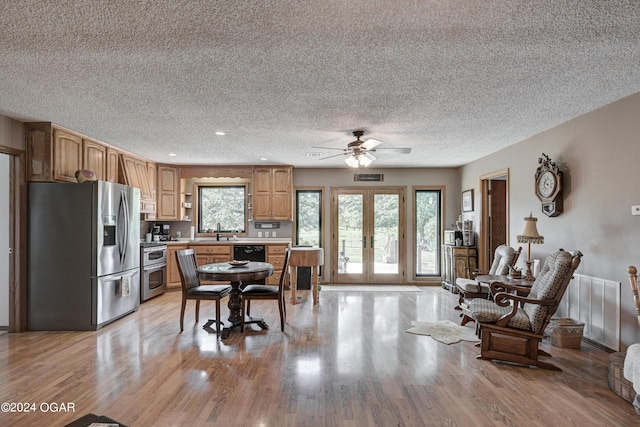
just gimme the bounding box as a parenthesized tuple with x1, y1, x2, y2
(547, 317, 585, 348)
(608, 352, 636, 403)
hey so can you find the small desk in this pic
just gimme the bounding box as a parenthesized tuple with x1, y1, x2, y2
(197, 261, 274, 339)
(289, 247, 324, 305)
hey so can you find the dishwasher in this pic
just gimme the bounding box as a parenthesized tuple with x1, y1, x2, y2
(233, 245, 266, 285)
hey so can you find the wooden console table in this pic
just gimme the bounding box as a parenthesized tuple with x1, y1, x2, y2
(288, 247, 324, 305)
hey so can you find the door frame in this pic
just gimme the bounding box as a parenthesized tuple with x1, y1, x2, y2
(0, 146, 26, 332)
(479, 168, 510, 271)
(330, 186, 406, 284)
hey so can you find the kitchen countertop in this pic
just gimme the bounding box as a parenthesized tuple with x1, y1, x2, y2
(162, 238, 292, 245)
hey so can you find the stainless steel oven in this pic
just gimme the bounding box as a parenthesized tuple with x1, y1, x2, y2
(141, 243, 167, 302)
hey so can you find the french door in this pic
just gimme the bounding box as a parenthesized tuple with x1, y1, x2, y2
(331, 187, 405, 284)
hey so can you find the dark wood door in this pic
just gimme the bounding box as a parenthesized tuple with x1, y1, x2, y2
(489, 179, 507, 264)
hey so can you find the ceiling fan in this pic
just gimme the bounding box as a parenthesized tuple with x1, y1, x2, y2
(313, 130, 412, 168)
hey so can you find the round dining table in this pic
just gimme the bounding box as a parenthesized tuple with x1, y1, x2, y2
(197, 261, 274, 339)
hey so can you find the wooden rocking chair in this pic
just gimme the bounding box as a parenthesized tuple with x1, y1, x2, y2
(467, 249, 582, 370)
(455, 245, 521, 324)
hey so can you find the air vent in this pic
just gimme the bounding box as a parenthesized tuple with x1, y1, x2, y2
(354, 174, 384, 182)
(306, 152, 322, 158)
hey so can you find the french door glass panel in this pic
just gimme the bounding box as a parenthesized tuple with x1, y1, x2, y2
(337, 193, 363, 275)
(373, 194, 399, 275)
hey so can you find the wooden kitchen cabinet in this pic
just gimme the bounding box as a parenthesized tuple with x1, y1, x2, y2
(253, 166, 293, 221)
(193, 244, 233, 265)
(442, 245, 477, 293)
(193, 244, 232, 284)
(166, 244, 189, 290)
(25, 122, 116, 183)
(157, 165, 179, 220)
(120, 153, 154, 202)
(82, 139, 106, 181)
(106, 147, 120, 182)
(53, 129, 82, 183)
(266, 243, 289, 285)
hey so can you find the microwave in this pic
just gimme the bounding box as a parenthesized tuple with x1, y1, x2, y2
(444, 230, 463, 245)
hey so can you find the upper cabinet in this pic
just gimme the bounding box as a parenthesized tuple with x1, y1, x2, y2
(105, 147, 120, 182)
(25, 122, 113, 182)
(253, 166, 293, 221)
(82, 139, 106, 181)
(156, 165, 179, 220)
(53, 129, 82, 182)
(119, 154, 154, 200)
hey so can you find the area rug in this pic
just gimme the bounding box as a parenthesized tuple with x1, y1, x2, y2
(406, 319, 480, 344)
(320, 285, 421, 292)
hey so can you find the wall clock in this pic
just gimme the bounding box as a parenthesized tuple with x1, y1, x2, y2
(534, 153, 563, 217)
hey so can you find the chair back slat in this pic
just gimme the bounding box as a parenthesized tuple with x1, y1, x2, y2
(176, 249, 200, 292)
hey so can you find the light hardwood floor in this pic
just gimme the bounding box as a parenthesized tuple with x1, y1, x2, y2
(0, 286, 638, 426)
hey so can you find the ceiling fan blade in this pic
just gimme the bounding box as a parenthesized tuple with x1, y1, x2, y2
(312, 146, 347, 151)
(318, 152, 348, 160)
(360, 138, 383, 150)
(375, 147, 412, 154)
(364, 152, 377, 161)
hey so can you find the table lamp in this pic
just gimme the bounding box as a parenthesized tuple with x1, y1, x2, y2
(517, 212, 544, 281)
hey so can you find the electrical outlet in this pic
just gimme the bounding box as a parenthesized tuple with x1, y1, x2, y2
(632, 205, 640, 216)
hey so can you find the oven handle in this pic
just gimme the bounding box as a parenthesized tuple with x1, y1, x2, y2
(143, 263, 167, 272)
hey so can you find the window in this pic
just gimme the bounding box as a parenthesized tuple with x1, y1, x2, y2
(197, 184, 247, 233)
(414, 188, 442, 277)
(295, 189, 322, 247)
(296, 188, 323, 276)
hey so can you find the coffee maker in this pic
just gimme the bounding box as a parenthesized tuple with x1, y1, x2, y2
(152, 223, 171, 241)
(158, 223, 170, 241)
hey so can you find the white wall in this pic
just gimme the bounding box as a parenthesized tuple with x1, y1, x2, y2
(0, 153, 8, 327)
(460, 91, 640, 349)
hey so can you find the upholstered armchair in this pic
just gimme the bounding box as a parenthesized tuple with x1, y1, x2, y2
(466, 249, 582, 370)
(455, 245, 521, 315)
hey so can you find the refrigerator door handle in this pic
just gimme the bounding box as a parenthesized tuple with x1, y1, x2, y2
(118, 190, 130, 265)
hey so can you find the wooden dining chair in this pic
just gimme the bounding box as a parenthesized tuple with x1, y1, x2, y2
(175, 249, 232, 333)
(241, 248, 290, 332)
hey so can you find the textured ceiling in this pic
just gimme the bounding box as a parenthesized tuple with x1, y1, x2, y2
(1, 1, 639, 168)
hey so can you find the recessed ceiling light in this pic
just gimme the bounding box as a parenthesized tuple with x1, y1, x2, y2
(168, 153, 177, 157)
(215, 131, 226, 136)
(261, 157, 268, 161)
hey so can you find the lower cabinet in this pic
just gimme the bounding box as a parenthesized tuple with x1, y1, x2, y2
(166, 244, 189, 291)
(267, 243, 289, 285)
(193, 244, 233, 284)
(442, 245, 477, 293)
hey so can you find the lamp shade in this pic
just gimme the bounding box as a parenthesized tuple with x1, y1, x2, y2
(344, 155, 359, 168)
(517, 213, 544, 244)
(344, 152, 375, 168)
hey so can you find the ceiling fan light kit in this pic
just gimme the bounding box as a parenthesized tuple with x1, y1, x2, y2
(345, 152, 374, 168)
(313, 130, 412, 168)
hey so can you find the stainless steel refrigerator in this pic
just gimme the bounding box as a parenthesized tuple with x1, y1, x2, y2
(28, 181, 141, 330)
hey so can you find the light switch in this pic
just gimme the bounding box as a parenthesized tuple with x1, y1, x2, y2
(632, 205, 640, 216)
